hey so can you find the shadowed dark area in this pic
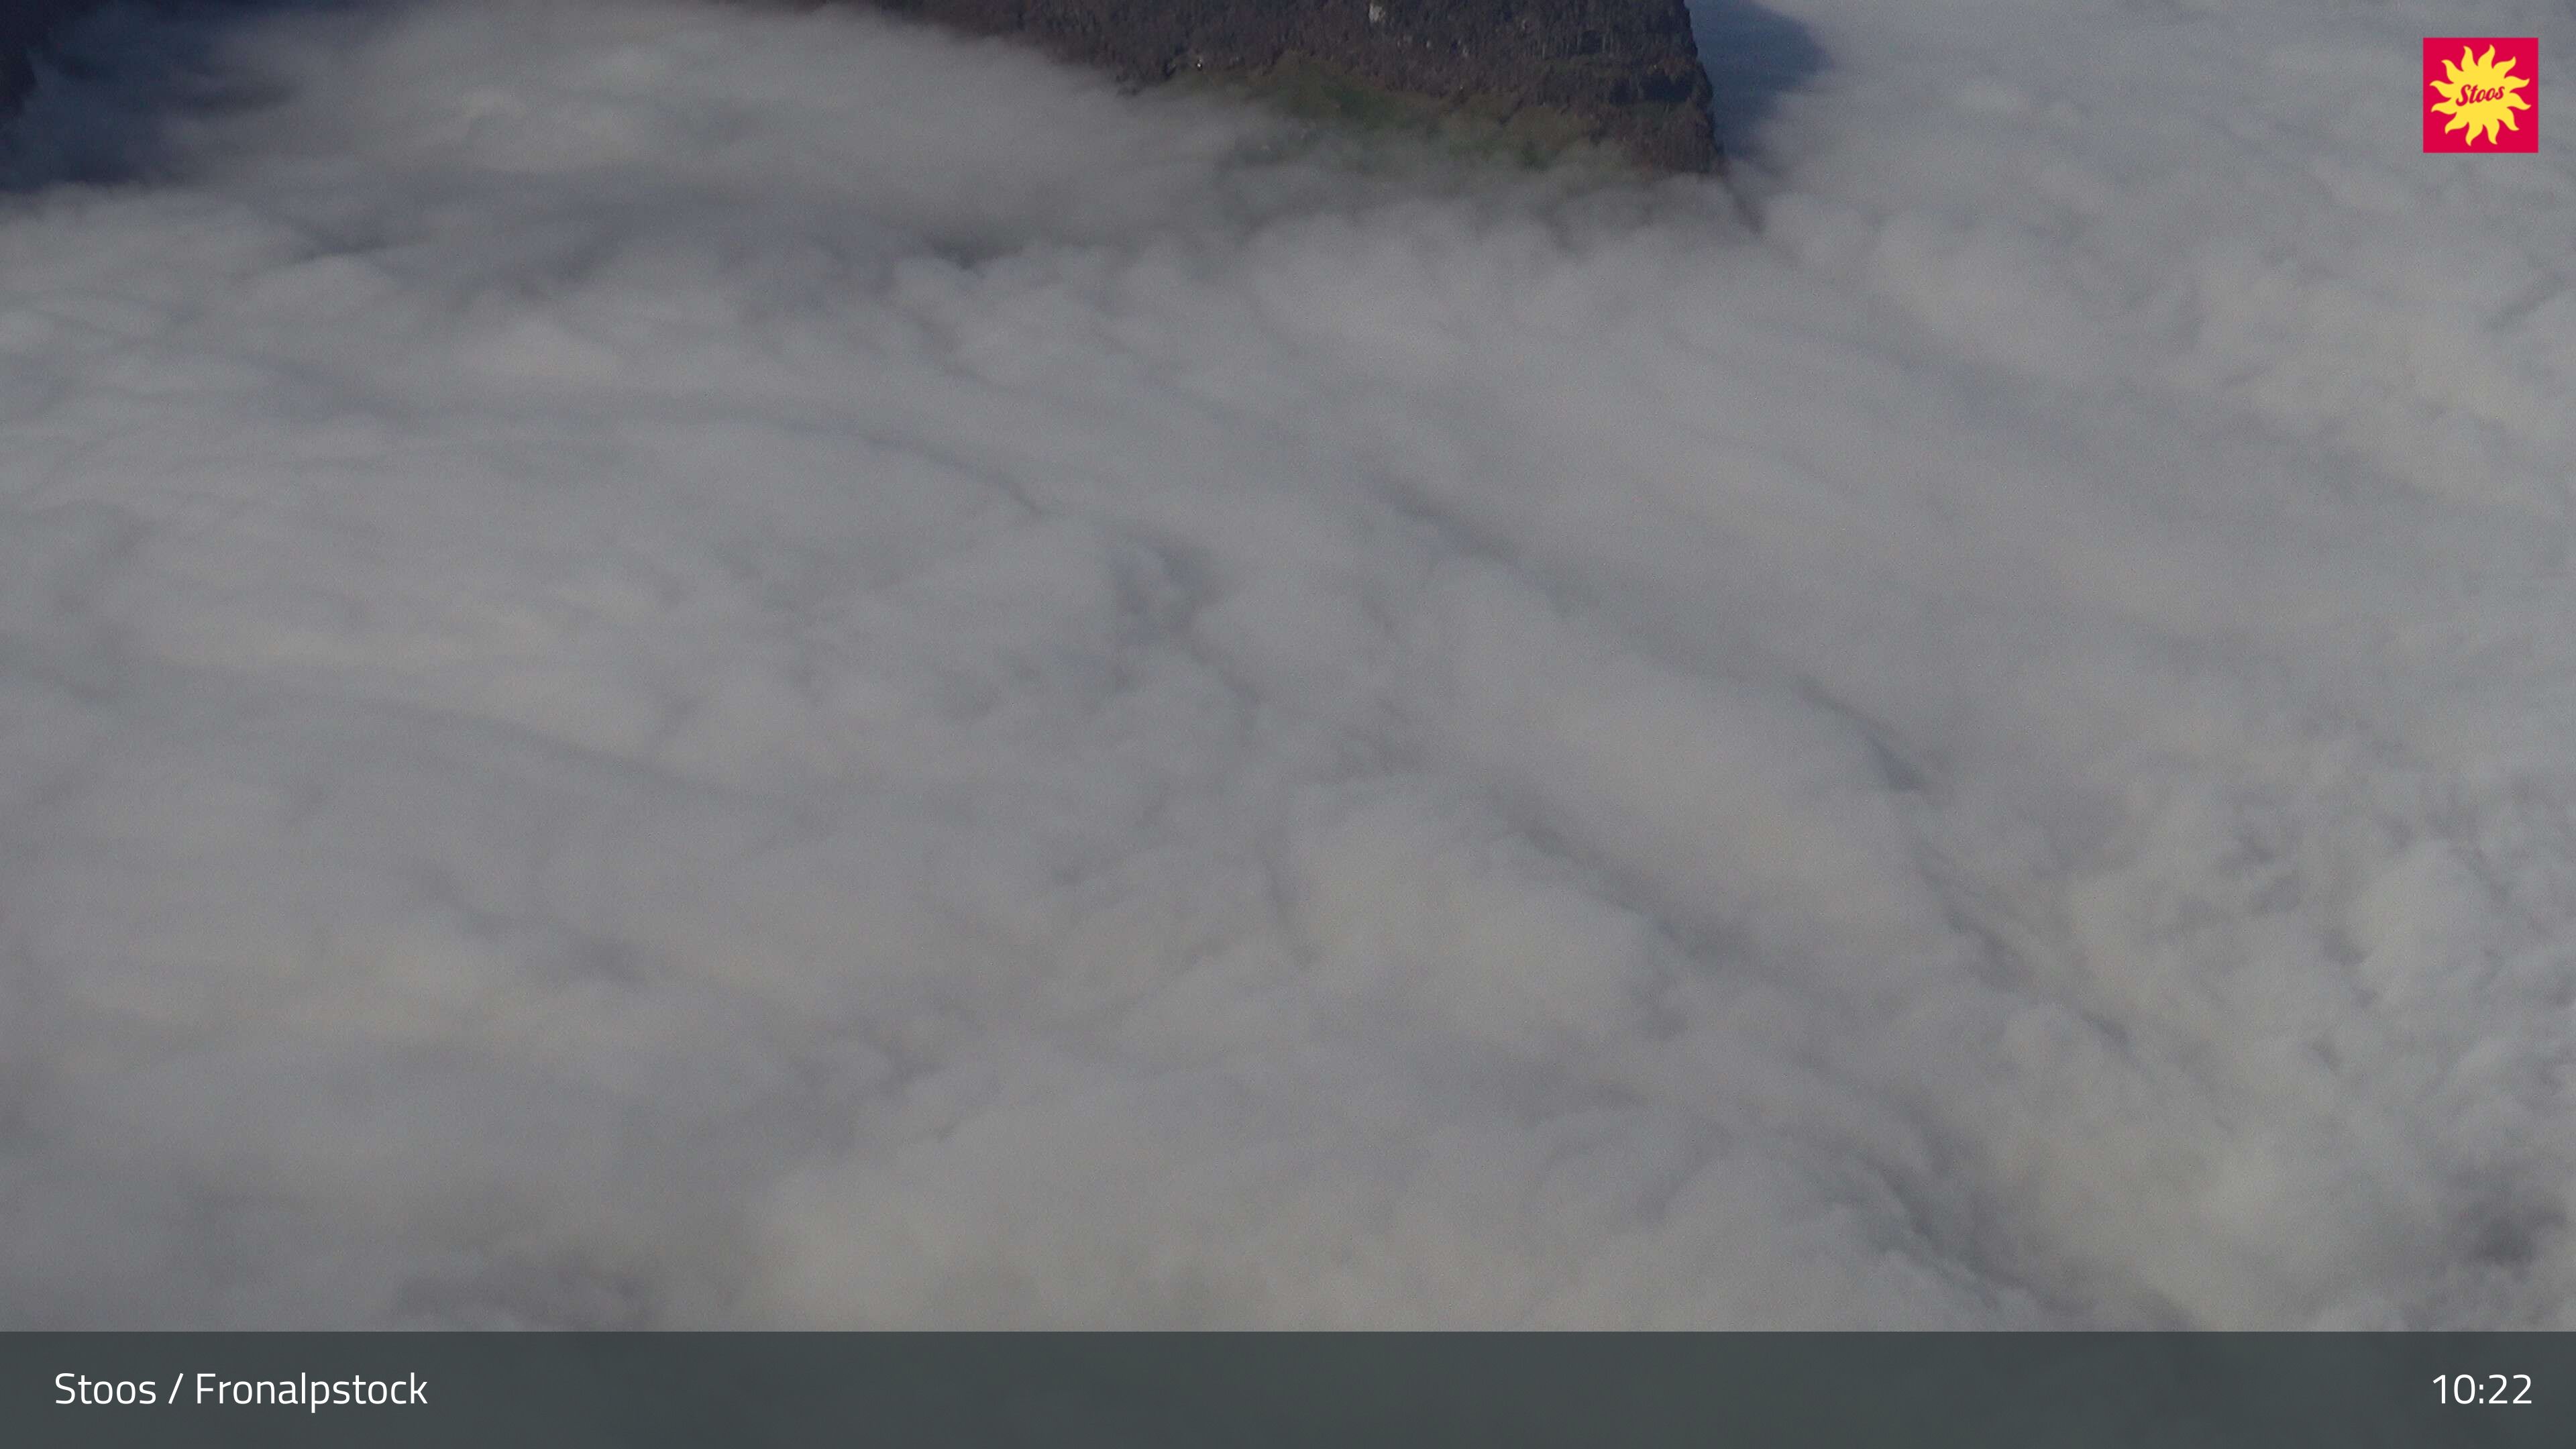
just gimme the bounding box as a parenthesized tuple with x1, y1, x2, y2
(1, 1, 104, 115)
(1686, 0, 1821, 156)
(1, 0, 352, 188)
(8, 0, 1764, 182)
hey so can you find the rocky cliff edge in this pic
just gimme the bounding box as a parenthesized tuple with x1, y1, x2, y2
(859, 0, 1721, 172)
(4, 1, 1721, 174)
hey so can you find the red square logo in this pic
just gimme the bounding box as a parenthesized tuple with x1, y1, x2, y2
(2424, 37, 2538, 152)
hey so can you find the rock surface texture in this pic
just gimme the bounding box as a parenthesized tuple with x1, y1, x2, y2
(4, 2, 1720, 173)
(859, 0, 1721, 172)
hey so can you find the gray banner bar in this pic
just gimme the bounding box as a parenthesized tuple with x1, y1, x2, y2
(7, 1333, 2569, 1446)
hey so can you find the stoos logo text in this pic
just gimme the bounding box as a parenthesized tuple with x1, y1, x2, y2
(2424, 38, 2537, 152)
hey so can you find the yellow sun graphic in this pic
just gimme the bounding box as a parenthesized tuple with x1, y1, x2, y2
(2428, 45, 2532, 146)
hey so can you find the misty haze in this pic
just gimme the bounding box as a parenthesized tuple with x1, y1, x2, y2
(0, 0, 2571, 1328)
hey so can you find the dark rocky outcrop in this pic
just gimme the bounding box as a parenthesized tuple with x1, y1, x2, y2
(855, 0, 1721, 172)
(6, 1, 1721, 174)
(1, 0, 108, 115)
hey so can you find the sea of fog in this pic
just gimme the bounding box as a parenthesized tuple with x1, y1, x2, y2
(0, 0, 2569, 1327)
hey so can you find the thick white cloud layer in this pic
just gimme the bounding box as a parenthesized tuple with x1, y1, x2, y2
(0, 0, 2570, 1326)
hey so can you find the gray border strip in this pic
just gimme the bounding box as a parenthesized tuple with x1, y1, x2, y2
(8, 1332, 2571, 1446)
